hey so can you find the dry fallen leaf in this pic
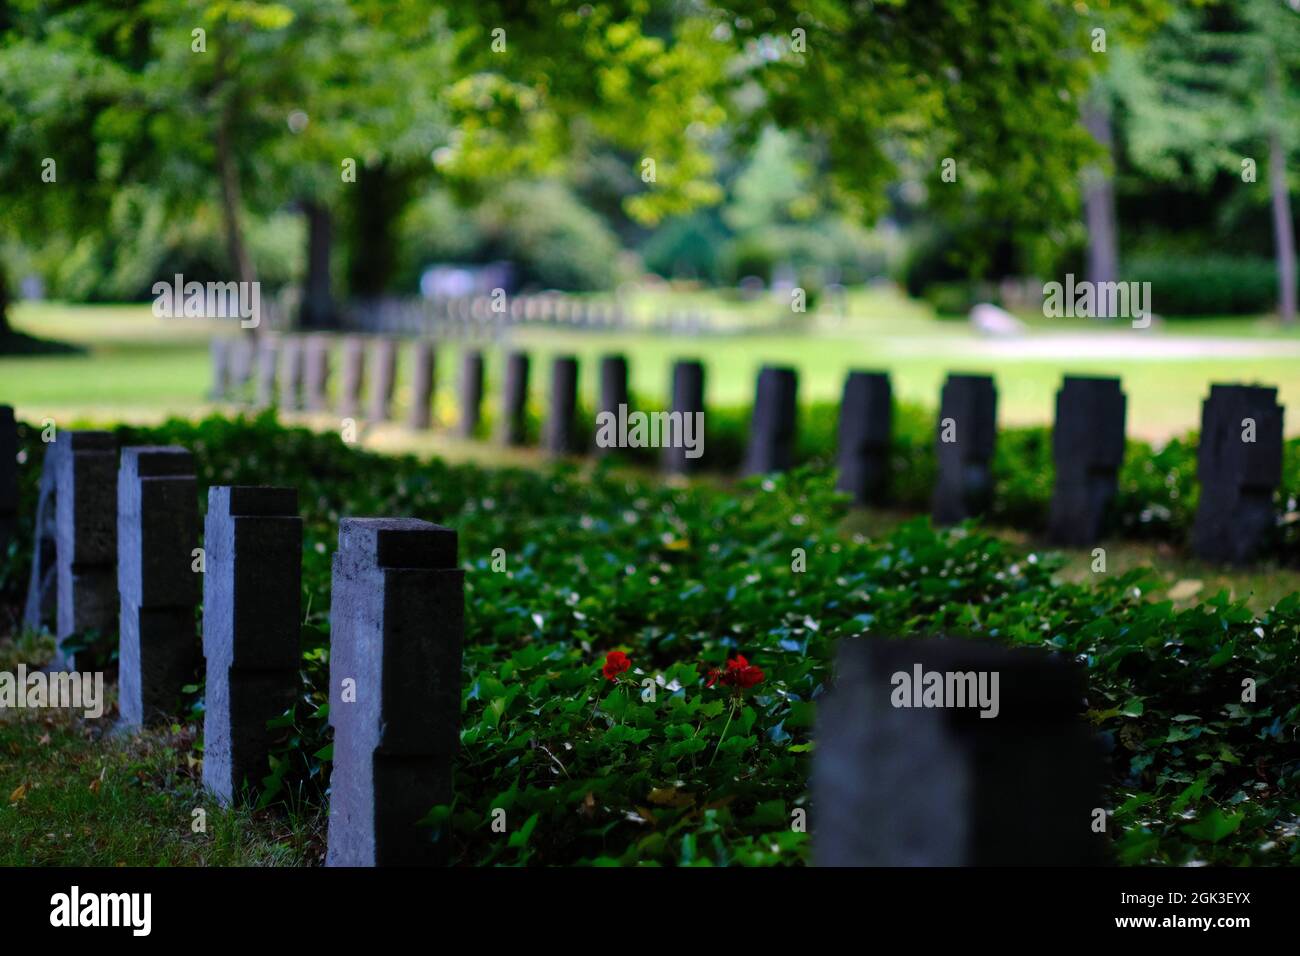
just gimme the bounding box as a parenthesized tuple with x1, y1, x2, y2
(88, 778, 101, 795)
(37, 733, 51, 746)
(8, 784, 26, 804)
(1167, 579, 1204, 602)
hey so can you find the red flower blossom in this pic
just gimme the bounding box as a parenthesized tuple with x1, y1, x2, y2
(602, 650, 632, 681)
(705, 654, 765, 691)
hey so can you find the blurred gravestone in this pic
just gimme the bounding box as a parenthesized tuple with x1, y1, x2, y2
(663, 360, 705, 475)
(338, 337, 366, 419)
(368, 338, 398, 422)
(743, 366, 798, 476)
(932, 374, 997, 525)
(278, 337, 305, 411)
(408, 342, 436, 430)
(118, 446, 200, 727)
(836, 371, 892, 506)
(210, 339, 230, 400)
(229, 336, 255, 397)
(327, 518, 463, 866)
(255, 337, 279, 409)
(544, 356, 580, 455)
(458, 351, 484, 438)
(305, 336, 332, 412)
(1192, 384, 1283, 564)
(596, 355, 629, 457)
(202, 486, 302, 805)
(0, 406, 15, 560)
(1048, 376, 1127, 547)
(498, 351, 530, 446)
(813, 636, 1103, 866)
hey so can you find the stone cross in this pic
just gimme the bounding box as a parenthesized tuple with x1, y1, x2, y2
(544, 356, 579, 455)
(743, 366, 798, 476)
(1048, 376, 1127, 547)
(663, 360, 705, 475)
(368, 338, 398, 422)
(1192, 384, 1284, 564)
(326, 518, 463, 866)
(202, 486, 302, 805)
(338, 337, 366, 419)
(304, 336, 332, 412)
(498, 351, 530, 446)
(932, 374, 998, 525)
(813, 636, 1102, 865)
(118, 446, 200, 727)
(836, 371, 892, 506)
(458, 351, 484, 439)
(408, 342, 436, 430)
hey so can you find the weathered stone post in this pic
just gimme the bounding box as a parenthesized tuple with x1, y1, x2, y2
(368, 338, 398, 422)
(50, 432, 119, 669)
(0, 406, 16, 561)
(544, 356, 580, 455)
(408, 342, 436, 430)
(596, 355, 629, 456)
(1047, 376, 1127, 547)
(813, 637, 1103, 866)
(338, 337, 366, 419)
(327, 518, 464, 866)
(498, 351, 530, 446)
(305, 336, 332, 412)
(836, 371, 892, 506)
(743, 366, 799, 476)
(458, 351, 484, 438)
(255, 337, 279, 408)
(229, 336, 256, 396)
(663, 360, 705, 475)
(932, 374, 998, 525)
(278, 337, 305, 411)
(1192, 384, 1284, 564)
(202, 486, 302, 804)
(118, 447, 200, 726)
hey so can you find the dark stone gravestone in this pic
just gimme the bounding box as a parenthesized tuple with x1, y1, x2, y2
(498, 351, 530, 446)
(544, 356, 580, 455)
(210, 338, 230, 400)
(836, 371, 892, 506)
(743, 366, 798, 476)
(338, 337, 366, 419)
(596, 355, 629, 456)
(813, 636, 1103, 866)
(368, 338, 398, 422)
(932, 374, 998, 525)
(305, 336, 332, 412)
(202, 486, 302, 804)
(1047, 376, 1127, 547)
(408, 342, 436, 430)
(44, 431, 119, 669)
(255, 337, 278, 408)
(458, 351, 485, 439)
(278, 336, 305, 411)
(326, 518, 463, 866)
(118, 446, 200, 727)
(1192, 384, 1284, 564)
(663, 360, 705, 475)
(0, 406, 15, 561)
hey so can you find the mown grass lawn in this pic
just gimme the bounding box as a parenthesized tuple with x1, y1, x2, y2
(5, 287, 1300, 444)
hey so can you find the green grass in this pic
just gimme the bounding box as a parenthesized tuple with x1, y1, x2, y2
(5, 286, 1300, 446)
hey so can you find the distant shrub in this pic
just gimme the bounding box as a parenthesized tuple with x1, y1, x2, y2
(1125, 255, 1284, 317)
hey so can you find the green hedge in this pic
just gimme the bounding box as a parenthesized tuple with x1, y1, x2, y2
(1125, 255, 1285, 318)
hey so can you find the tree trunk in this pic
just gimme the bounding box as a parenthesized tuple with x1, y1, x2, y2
(1082, 91, 1119, 309)
(213, 39, 257, 334)
(347, 162, 411, 299)
(1268, 127, 1296, 325)
(299, 200, 336, 328)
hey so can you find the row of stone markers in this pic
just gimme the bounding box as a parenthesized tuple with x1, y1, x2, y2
(16, 425, 463, 865)
(209, 337, 1289, 564)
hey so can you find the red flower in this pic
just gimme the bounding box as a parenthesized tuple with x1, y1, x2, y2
(706, 654, 765, 691)
(602, 650, 632, 681)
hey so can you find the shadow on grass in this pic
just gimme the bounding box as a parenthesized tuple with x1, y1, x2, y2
(0, 330, 85, 356)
